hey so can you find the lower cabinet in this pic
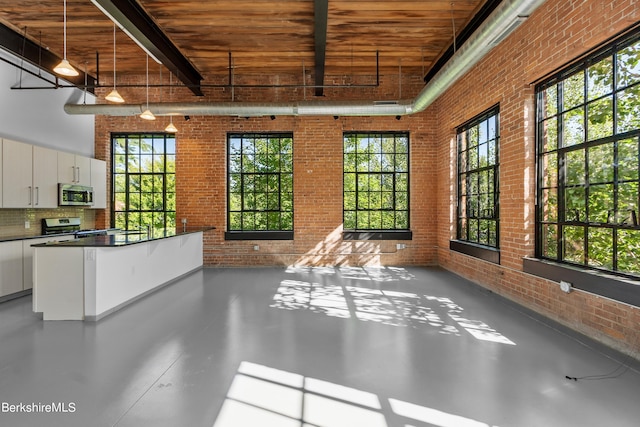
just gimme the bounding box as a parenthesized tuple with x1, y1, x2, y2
(0, 241, 23, 297)
(23, 236, 74, 291)
(0, 236, 76, 300)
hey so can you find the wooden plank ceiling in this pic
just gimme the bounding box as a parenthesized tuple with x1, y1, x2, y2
(0, 0, 488, 94)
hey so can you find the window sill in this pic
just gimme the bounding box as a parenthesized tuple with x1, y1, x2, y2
(523, 257, 640, 308)
(450, 240, 500, 264)
(225, 231, 293, 241)
(342, 230, 413, 241)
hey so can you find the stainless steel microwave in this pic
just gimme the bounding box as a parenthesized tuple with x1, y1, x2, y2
(59, 183, 94, 206)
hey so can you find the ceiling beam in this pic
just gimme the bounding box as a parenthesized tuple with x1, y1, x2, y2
(0, 23, 96, 92)
(314, 0, 328, 97)
(91, 0, 204, 96)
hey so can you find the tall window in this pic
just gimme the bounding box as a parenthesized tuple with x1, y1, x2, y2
(457, 106, 500, 249)
(112, 133, 176, 232)
(343, 132, 410, 235)
(227, 133, 293, 239)
(536, 31, 640, 277)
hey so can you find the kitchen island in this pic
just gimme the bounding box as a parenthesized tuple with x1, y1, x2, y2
(33, 228, 213, 321)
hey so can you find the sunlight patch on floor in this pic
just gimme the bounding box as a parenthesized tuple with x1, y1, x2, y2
(271, 268, 515, 345)
(213, 362, 500, 427)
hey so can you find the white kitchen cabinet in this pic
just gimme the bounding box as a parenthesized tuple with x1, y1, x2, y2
(91, 158, 107, 209)
(24, 235, 75, 292)
(2, 139, 58, 208)
(58, 151, 91, 186)
(2, 139, 33, 208)
(0, 240, 23, 298)
(2, 139, 59, 208)
(32, 146, 59, 208)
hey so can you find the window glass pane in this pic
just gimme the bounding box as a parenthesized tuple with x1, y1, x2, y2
(344, 211, 356, 229)
(165, 155, 175, 173)
(588, 184, 614, 223)
(562, 107, 585, 146)
(563, 225, 585, 264)
(542, 85, 558, 118)
(588, 227, 613, 269)
(618, 182, 639, 225)
(618, 139, 639, 181)
(114, 138, 126, 154)
(541, 153, 557, 187)
(140, 155, 153, 172)
(565, 150, 585, 185)
(616, 85, 640, 134)
(565, 187, 586, 222)
(587, 57, 613, 100)
(541, 117, 558, 151)
(616, 40, 640, 89)
(617, 229, 640, 273)
(587, 97, 613, 141)
(588, 144, 614, 183)
(563, 71, 585, 110)
(541, 189, 557, 222)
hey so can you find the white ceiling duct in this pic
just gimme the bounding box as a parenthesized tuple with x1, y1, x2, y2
(64, 0, 546, 118)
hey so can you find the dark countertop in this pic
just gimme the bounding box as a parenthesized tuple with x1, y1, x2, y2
(33, 227, 215, 248)
(0, 232, 77, 243)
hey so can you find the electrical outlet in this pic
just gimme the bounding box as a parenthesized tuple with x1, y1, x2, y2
(181, 218, 188, 225)
(560, 280, 572, 293)
(24, 221, 30, 229)
(253, 245, 260, 251)
(396, 243, 406, 250)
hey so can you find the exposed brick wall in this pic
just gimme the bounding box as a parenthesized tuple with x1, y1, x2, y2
(434, 0, 640, 358)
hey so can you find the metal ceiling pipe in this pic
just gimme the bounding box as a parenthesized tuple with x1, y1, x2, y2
(64, 0, 546, 118)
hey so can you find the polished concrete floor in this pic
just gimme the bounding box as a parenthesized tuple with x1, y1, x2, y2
(1, 266, 639, 427)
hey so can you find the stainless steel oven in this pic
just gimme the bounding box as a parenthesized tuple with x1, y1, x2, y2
(58, 183, 94, 206)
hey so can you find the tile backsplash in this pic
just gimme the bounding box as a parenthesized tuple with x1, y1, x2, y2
(0, 208, 96, 238)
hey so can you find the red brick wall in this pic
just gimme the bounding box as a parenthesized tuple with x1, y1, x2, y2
(434, 0, 640, 358)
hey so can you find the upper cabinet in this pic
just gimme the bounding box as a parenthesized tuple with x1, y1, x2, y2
(33, 146, 59, 208)
(0, 138, 105, 209)
(91, 158, 107, 209)
(58, 151, 91, 186)
(2, 139, 32, 208)
(2, 139, 58, 209)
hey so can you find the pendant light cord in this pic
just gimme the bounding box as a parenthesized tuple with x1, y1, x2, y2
(113, 23, 117, 90)
(146, 54, 149, 108)
(63, 0, 67, 58)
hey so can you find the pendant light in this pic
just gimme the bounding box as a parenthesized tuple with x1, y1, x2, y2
(53, 0, 79, 77)
(140, 54, 155, 120)
(105, 23, 125, 103)
(164, 73, 178, 132)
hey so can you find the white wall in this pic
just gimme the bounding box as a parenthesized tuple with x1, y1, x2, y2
(0, 50, 95, 157)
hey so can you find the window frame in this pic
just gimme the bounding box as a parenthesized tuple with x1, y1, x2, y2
(111, 133, 176, 233)
(529, 26, 640, 306)
(452, 105, 500, 263)
(342, 131, 412, 241)
(225, 132, 294, 241)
